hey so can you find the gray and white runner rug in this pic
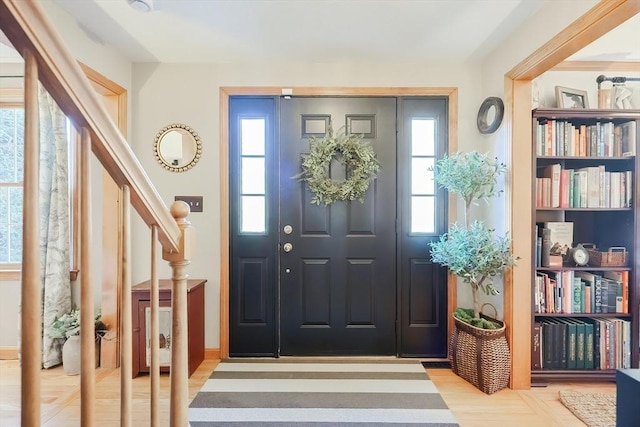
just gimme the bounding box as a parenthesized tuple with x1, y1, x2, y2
(189, 359, 459, 426)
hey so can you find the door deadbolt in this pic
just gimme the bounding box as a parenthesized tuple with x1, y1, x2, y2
(283, 243, 293, 253)
(283, 225, 293, 235)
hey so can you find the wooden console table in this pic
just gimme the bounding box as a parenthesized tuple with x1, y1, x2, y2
(131, 279, 206, 378)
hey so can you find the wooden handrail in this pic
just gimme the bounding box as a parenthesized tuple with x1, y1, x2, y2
(0, 0, 180, 252)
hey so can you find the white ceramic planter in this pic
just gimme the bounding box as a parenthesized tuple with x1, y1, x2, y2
(62, 335, 81, 375)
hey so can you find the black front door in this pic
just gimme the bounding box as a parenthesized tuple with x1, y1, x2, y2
(278, 97, 397, 355)
(228, 95, 449, 358)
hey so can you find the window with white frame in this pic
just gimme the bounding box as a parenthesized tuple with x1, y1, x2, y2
(0, 106, 76, 275)
(0, 106, 24, 266)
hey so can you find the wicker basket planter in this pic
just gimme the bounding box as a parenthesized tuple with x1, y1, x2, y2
(449, 315, 511, 394)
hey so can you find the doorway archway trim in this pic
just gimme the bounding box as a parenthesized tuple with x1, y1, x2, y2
(219, 87, 458, 359)
(504, 0, 639, 389)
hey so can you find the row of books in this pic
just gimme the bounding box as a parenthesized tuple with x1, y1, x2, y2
(536, 163, 633, 208)
(534, 270, 629, 314)
(532, 318, 632, 370)
(535, 119, 636, 158)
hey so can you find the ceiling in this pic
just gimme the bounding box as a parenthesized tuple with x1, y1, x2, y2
(46, 0, 553, 63)
(1, 0, 638, 65)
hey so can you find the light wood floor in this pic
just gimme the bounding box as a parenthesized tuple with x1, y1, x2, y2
(0, 359, 614, 426)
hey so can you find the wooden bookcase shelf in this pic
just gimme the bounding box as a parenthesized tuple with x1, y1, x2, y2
(537, 267, 632, 272)
(531, 109, 640, 382)
(536, 207, 632, 212)
(535, 313, 633, 319)
(532, 369, 617, 383)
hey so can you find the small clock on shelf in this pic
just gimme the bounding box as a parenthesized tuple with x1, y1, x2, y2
(569, 244, 590, 267)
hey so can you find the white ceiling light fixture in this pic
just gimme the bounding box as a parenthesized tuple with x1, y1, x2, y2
(127, 0, 154, 13)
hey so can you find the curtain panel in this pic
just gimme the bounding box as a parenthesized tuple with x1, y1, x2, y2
(38, 85, 71, 369)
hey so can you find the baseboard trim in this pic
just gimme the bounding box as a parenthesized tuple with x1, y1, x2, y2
(0, 346, 18, 360)
(204, 348, 220, 360)
(1, 346, 220, 361)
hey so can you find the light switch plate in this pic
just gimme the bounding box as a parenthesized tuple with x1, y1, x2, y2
(174, 195, 203, 213)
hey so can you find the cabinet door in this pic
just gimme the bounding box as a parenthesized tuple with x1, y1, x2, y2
(137, 300, 172, 374)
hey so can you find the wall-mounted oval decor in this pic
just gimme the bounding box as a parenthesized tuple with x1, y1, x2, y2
(153, 124, 202, 172)
(476, 97, 504, 134)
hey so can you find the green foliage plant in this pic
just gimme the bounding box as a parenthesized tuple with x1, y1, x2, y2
(47, 307, 108, 340)
(429, 151, 518, 327)
(295, 126, 380, 205)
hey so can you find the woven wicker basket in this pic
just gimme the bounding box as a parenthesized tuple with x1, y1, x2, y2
(449, 307, 511, 395)
(583, 244, 628, 267)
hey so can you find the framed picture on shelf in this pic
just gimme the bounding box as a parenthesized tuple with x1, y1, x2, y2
(555, 86, 589, 109)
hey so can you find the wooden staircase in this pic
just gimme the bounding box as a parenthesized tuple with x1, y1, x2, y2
(0, 0, 194, 425)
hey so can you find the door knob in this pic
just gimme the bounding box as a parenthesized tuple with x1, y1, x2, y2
(283, 243, 293, 253)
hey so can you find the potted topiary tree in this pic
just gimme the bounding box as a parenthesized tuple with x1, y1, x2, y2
(429, 151, 517, 394)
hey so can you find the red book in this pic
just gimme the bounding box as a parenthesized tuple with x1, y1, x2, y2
(559, 168, 571, 208)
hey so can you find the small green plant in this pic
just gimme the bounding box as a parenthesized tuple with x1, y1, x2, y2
(47, 307, 108, 340)
(429, 151, 518, 326)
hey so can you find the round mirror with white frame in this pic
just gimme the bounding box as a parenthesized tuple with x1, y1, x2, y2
(153, 124, 202, 172)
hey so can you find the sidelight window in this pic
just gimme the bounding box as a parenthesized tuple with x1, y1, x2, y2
(239, 118, 266, 233)
(410, 118, 436, 233)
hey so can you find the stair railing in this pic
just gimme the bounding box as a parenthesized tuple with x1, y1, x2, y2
(0, 0, 193, 425)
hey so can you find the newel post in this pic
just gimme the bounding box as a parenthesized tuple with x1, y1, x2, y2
(163, 201, 194, 427)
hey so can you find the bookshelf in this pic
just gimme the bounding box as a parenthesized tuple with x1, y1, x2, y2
(531, 109, 639, 382)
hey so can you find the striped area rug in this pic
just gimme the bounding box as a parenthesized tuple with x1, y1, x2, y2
(189, 359, 459, 426)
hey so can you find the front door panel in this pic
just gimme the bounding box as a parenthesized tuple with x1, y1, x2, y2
(279, 97, 397, 355)
(228, 94, 449, 358)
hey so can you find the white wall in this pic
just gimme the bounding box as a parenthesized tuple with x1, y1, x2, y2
(0, 0, 609, 349)
(130, 62, 483, 348)
(39, 1, 132, 94)
(0, 282, 20, 346)
(535, 71, 640, 109)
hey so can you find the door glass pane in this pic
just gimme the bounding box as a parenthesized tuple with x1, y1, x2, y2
(411, 119, 435, 156)
(241, 119, 265, 156)
(241, 157, 265, 194)
(240, 117, 266, 233)
(411, 196, 435, 233)
(411, 117, 436, 233)
(411, 158, 435, 195)
(241, 196, 266, 233)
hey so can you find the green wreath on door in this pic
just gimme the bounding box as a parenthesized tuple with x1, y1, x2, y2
(294, 126, 380, 205)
